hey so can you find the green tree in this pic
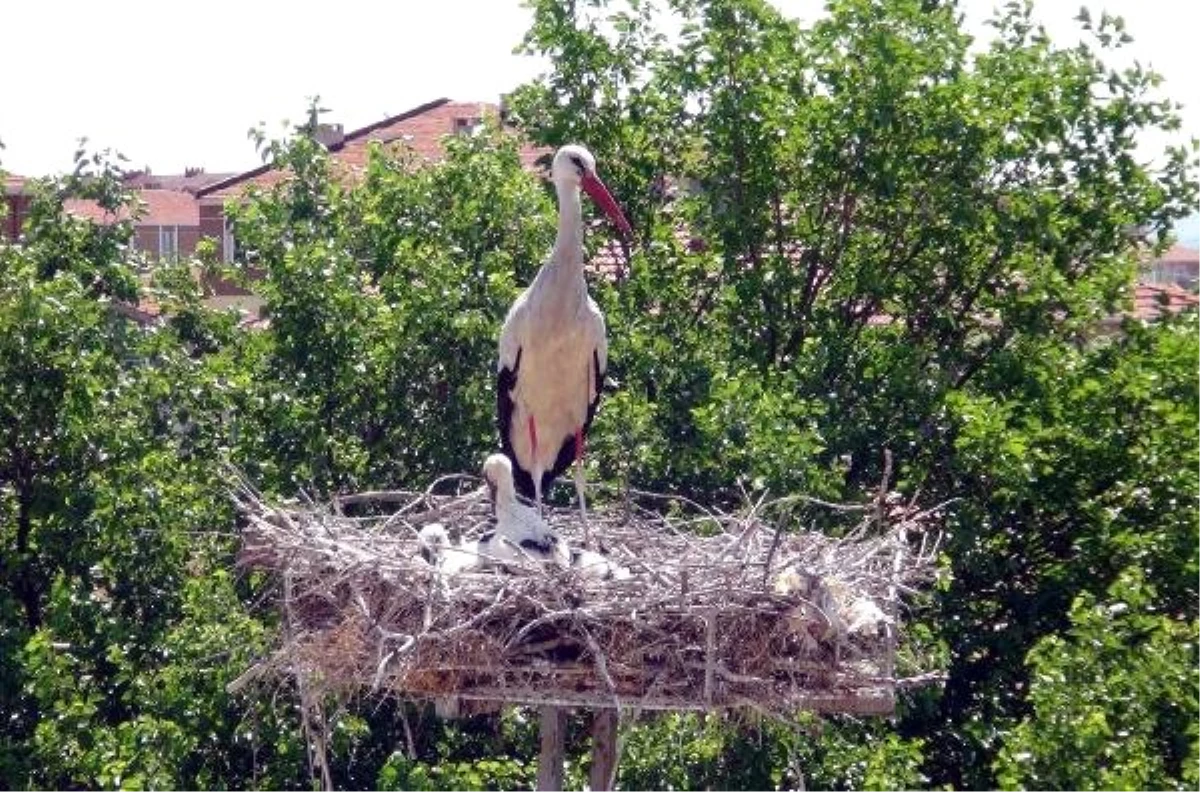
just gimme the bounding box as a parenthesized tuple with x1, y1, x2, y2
(512, 0, 1195, 498)
(0, 155, 307, 789)
(995, 568, 1199, 791)
(925, 314, 1199, 787)
(510, 0, 1197, 787)
(0, 158, 139, 632)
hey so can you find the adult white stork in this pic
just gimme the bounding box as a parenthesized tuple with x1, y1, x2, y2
(480, 453, 570, 569)
(497, 144, 631, 544)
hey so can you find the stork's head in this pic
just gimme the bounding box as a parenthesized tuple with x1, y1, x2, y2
(552, 144, 633, 238)
(482, 453, 515, 508)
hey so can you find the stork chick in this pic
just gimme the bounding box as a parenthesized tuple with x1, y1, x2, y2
(481, 453, 569, 569)
(570, 547, 631, 581)
(417, 523, 480, 575)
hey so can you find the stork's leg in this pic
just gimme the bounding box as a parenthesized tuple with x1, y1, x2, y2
(574, 426, 591, 549)
(528, 415, 544, 516)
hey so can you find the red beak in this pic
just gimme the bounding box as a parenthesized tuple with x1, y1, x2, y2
(581, 173, 633, 239)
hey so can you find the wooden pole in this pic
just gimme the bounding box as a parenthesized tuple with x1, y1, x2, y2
(589, 709, 619, 791)
(536, 706, 567, 791)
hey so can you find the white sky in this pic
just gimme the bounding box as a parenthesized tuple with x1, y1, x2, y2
(2, 0, 1196, 178)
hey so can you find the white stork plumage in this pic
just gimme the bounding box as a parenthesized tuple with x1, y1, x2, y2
(480, 453, 570, 569)
(497, 144, 631, 545)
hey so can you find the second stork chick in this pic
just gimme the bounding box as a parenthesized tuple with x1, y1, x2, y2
(417, 523, 481, 575)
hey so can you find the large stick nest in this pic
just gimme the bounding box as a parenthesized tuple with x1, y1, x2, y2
(231, 471, 945, 718)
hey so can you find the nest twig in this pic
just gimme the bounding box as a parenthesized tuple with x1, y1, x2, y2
(230, 469, 945, 719)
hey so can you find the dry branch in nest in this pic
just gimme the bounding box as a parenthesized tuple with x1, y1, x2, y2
(230, 470, 946, 720)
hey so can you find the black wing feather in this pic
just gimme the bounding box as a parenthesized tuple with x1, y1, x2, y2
(496, 348, 539, 501)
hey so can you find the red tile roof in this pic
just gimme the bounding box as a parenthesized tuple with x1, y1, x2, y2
(4, 175, 27, 195)
(1130, 281, 1199, 320)
(110, 298, 163, 325)
(197, 98, 548, 203)
(64, 189, 198, 226)
(196, 97, 450, 201)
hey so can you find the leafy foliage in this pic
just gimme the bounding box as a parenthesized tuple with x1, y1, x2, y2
(994, 568, 1199, 791)
(511, 0, 1195, 498)
(0, 156, 305, 790)
(923, 316, 1199, 786)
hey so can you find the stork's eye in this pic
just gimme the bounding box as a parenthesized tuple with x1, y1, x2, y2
(570, 155, 586, 174)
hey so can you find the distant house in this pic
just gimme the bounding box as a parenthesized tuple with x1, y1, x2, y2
(1144, 243, 1199, 292)
(193, 97, 546, 298)
(116, 169, 234, 261)
(5, 168, 233, 261)
(64, 189, 203, 261)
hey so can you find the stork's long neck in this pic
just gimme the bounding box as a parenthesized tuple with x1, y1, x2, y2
(495, 483, 543, 538)
(549, 178, 585, 277)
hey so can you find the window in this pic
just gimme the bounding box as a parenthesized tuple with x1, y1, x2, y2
(453, 116, 482, 136)
(222, 217, 236, 263)
(159, 226, 178, 260)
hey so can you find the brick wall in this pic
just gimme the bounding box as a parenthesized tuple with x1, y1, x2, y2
(180, 226, 202, 258)
(2, 194, 31, 240)
(198, 201, 225, 246)
(133, 226, 158, 254)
